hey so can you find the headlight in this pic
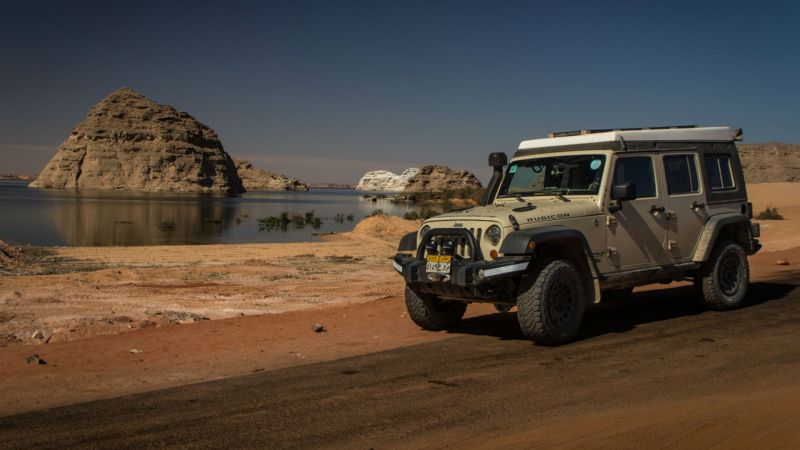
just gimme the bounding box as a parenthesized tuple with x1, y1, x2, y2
(419, 225, 431, 238)
(485, 225, 502, 246)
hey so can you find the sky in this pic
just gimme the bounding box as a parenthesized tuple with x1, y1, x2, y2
(1, 0, 798, 184)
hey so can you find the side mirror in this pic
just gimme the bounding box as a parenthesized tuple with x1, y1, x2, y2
(611, 182, 637, 201)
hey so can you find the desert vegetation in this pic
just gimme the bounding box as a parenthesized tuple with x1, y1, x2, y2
(756, 206, 784, 220)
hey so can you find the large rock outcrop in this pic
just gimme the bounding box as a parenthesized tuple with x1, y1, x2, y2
(29, 88, 244, 193)
(403, 165, 482, 192)
(738, 143, 800, 183)
(233, 159, 308, 191)
(356, 168, 419, 192)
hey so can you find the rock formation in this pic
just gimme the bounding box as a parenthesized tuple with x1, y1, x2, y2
(356, 168, 419, 192)
(29, 87, 244, 193)
(738, 143, 800, 183)
(403, 165, 482, 192)
(233, 159, 308, 191)
(0, 240, 23, 269)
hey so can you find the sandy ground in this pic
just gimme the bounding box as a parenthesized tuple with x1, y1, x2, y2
(0, 216, 419, 346)
(0, 183, 799, 439)
(748, 182, 800, 251)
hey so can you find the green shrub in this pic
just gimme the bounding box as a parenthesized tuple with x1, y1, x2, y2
(756, 206, 784, 220)
(291, 214, 306, 227)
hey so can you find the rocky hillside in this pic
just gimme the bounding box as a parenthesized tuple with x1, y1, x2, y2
(738, 143, 800, 183)
(233, 159, 308, 191)
(403, 165, 482, 192)
(356, 168, 419, 192)
(29, 88, 244, 193)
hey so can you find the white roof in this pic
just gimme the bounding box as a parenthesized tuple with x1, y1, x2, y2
(518, 126, 737, 150)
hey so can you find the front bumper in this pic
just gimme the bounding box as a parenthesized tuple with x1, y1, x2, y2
(392, 253, 530, 288)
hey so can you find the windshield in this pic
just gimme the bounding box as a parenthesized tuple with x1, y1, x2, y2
(497, 154, 606, 198)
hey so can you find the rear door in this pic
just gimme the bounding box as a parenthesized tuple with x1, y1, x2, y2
(605, 154, 669, 271)
(662, 153, 709, 261)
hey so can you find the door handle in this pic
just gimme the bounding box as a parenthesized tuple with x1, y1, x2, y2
(691, 201, 706, 210)
(649, 205, 665, 214)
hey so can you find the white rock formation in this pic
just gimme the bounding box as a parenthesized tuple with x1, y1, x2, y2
(355, 168, 419, 192)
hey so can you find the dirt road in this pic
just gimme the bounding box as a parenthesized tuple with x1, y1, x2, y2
(2, 184, 800, 448)
(2, 275, 799, 449)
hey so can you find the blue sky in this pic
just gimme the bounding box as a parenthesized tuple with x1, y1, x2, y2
(1, 0, 798, 183)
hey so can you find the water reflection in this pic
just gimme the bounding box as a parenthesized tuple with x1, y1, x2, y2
(0, 181, 413, 246)
(53, 192, 239, 246)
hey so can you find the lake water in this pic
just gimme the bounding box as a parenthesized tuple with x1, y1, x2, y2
(0, 180, 415, 246)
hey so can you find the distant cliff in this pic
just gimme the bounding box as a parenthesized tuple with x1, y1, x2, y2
(234, 159, 308, 191)
(356, 168, 419, 192)
(403, 165, 482, 192)
(356, 166, 482, 192)
(738, 143, 800, 183)
(29, 88, 244, 193)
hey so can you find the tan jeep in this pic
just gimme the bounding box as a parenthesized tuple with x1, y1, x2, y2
(393, 126, 761, 345)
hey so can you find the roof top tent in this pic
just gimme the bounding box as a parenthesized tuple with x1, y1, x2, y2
(513, 125, 747, 204)
(515, 125, 743, 156)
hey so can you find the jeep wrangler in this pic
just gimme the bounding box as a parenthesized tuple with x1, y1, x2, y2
(393, 126, 761, 345)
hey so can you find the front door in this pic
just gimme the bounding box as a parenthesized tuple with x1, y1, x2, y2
(605, 154, 669, 272)
(662, 153, 709, 262)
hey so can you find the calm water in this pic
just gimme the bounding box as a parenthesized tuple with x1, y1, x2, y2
(0, 180, 414, 246)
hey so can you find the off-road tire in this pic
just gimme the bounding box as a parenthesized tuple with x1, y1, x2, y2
(601, 287, 634, 303)
(404, 285, 467, 331)
(698, 240, 749, 311)
(516, 259, 586, 345)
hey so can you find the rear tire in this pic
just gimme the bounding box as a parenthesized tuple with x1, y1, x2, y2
(698, 240, 749, 311)
(516, 259, 586, 345)
(404, 285, 466, 331)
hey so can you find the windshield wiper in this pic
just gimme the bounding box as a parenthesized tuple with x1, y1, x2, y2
(529, 190, 570, 202)
(498, 190, 570, 202)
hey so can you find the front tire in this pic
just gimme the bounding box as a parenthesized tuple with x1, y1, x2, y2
(404, 285, 466, 331)
(697, 240, 750, 311)
(516, 259, 586, 345)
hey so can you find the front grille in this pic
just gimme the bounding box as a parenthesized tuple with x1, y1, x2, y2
(419, 227, 485, 262)
(456, 227, 482, 259)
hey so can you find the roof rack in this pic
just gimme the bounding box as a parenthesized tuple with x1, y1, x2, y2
(548, 125, 698, 138)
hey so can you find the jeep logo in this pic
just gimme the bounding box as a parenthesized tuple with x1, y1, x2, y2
(453, 223, 464, 228)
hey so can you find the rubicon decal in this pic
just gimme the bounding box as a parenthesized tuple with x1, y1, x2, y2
(526, 213, 570, 223)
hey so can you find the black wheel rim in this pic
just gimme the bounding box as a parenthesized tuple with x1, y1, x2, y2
(547, 276, 576, 325)
(719, 253, 741, 296)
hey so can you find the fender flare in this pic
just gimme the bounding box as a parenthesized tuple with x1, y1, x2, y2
(692, 214, 752, 262)
(499, 225, 601, 280)
(500, 225, 602, 303)
(397, 231, 418, 252)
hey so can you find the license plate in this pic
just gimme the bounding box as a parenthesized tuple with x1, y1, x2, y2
(426, 255, 452, 274)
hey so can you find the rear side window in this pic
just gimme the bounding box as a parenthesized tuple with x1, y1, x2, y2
(704, 154, 735, 190)
(664, 155, 700, 195)
(613, 156, 656, 198)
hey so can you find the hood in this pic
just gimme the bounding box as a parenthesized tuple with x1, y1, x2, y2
(423, 198, 602, 229)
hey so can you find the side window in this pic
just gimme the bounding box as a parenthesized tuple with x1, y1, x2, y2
(664, 154, 700, 195)
(704, 154, 735, 190)
(613, 156, 656, 198)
